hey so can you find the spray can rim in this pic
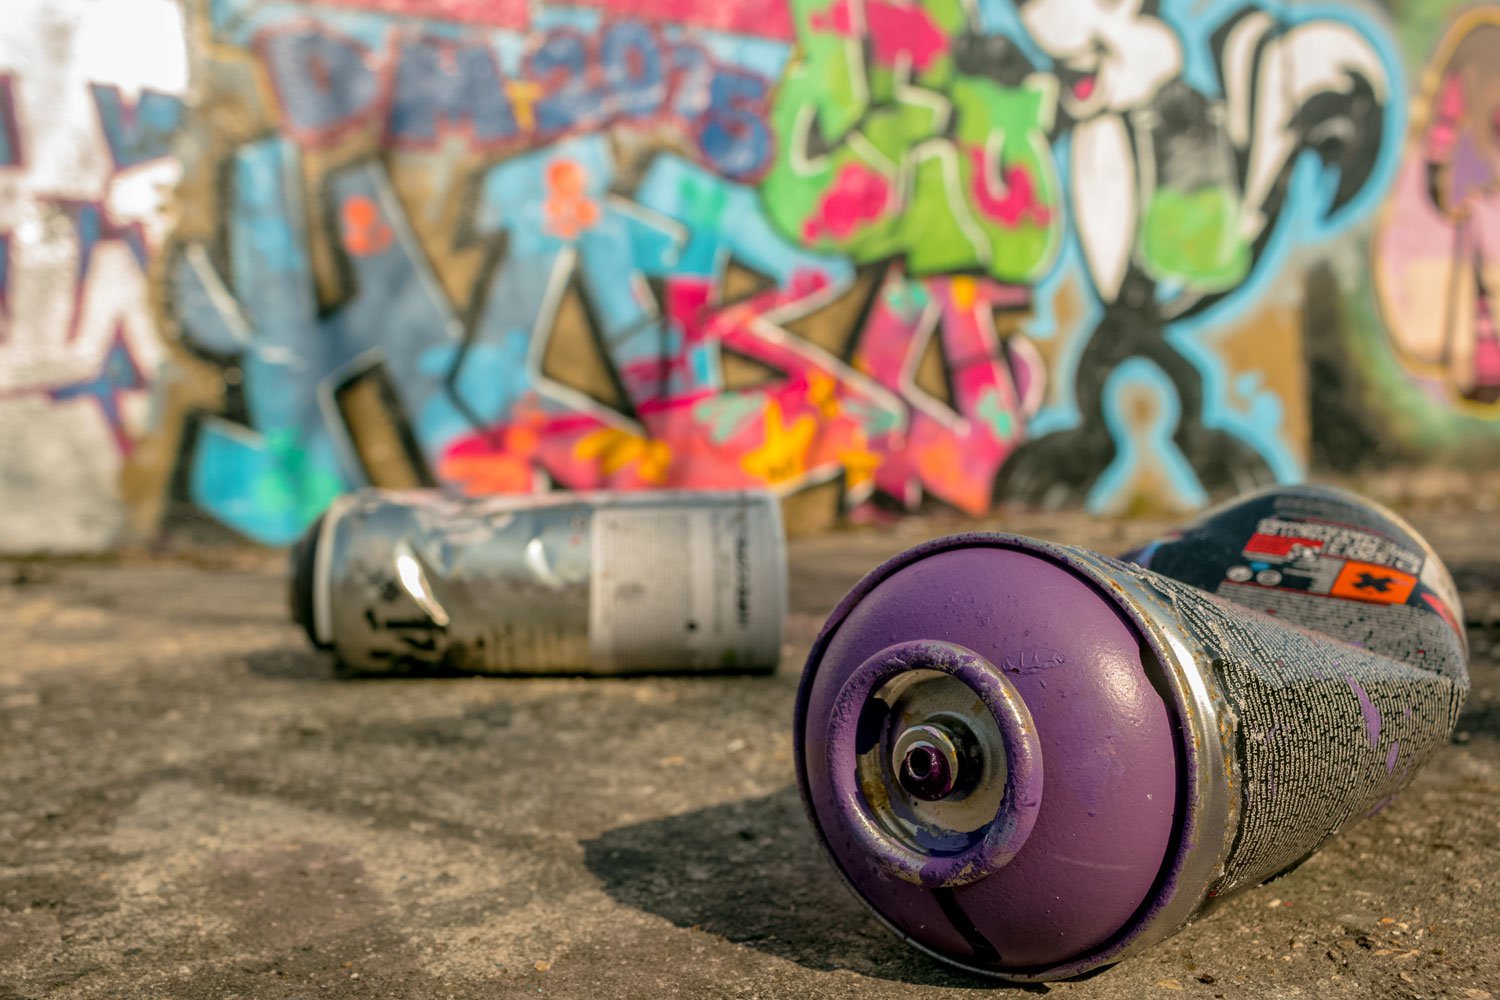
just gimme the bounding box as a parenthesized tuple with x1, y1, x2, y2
(823, 638, 1044, 888)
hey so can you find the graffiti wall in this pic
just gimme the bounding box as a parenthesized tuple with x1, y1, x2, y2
(0, 0, 1495, 550)
(1376, 8, 1500, 412)
(0, 0, 186, 551)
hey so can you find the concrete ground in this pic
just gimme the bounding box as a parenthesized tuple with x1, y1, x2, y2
(2, 479, 1498, 999)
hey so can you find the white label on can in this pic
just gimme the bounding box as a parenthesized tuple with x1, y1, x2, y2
(588, 501, 784, 672)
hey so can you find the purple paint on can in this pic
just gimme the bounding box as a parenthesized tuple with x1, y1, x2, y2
(796, 540, 1183, 976)
(1346, 676, 1382, 747)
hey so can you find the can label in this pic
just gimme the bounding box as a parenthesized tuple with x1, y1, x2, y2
(589, 501, 782, 672)
(1131, 488, 1466, 651)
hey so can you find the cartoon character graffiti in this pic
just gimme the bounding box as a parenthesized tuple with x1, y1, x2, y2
(1374, 8, 1500, 411)
(989, 0, 1396, 505)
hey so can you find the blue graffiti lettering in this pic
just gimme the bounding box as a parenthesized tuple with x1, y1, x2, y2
(698, 70, 771, 182)
(388, 36, 517, 146)
(0, 75, 23, 168)
(526, 30, 600, 134)
(254, 20, 773, 178)
(599, 20, 667, 121)
(173, 138, 458, 543)
(257, 27, 380, 140)
(89, 84, 185, 169)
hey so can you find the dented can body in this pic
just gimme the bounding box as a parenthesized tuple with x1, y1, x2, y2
(293, 489, 786, 675)
(794, 485, 1468, 980)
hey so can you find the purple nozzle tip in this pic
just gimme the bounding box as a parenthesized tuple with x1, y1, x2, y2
(899, 741, 955, 800)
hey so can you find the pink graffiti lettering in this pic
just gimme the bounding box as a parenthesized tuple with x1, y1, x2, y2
(968, 148, 1051, 228)
(313, 0, 528, 28)
(438, 264, 1045, 515)
(808, 0, 949, 71)
(802, 162, 892, 242)
(550, 0, 794, 41)
(1426, 74, 1463, 162)
(1374, 12, 1500, 408)
(1476, 295, 1500, 386)
(853, 270, 1037, 513)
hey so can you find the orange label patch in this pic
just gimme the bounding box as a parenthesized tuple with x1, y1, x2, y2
(1329, 561, 1417, 604)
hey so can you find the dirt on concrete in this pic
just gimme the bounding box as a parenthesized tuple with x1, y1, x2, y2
(1, 490, 1497, 999)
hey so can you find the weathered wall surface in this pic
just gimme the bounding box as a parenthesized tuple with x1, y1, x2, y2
(1, 0, 1496, 550)
(0, 0, 186, 551)
(1374, 6, 1500, 419)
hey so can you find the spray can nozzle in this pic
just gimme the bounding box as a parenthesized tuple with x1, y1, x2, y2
(893, 724, 970, 801)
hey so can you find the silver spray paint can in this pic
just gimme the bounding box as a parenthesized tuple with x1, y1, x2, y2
(291, 489, 787, 675)
(794, 484, 1469, 979)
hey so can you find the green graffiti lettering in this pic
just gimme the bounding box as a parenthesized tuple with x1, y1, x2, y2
(761, 0, 1062, 283)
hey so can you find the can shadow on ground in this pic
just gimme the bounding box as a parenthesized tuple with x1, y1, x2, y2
(581, 784, 1047, 990)
(242, 648, 502, 682)
(1458, 697, 1500, 740)
(243, 647, 343, 681)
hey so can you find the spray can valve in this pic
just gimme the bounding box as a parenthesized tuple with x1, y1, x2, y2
(893, 725, 965, 801)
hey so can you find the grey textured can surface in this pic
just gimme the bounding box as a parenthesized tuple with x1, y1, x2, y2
(304, 489, 786, 675)
(1120, 485, 1469, 899)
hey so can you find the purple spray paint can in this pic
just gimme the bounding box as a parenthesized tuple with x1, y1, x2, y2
(794, 485, 1468, 980)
